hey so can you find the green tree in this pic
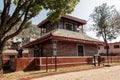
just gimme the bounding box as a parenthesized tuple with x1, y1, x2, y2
(90, 3, 120, 63)
(0, 0, 80, 75)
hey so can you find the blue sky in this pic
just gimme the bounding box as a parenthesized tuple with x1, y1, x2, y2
(1, 0, 120, 42)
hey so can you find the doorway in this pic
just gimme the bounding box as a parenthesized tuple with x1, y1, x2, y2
(77, 45, 84, 56)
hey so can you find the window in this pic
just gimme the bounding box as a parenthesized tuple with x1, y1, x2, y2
(66, 23, 73, 30)
(98, 47, 100, 50)
(104, 46, 109, 49)
(114, 45, 119, 48)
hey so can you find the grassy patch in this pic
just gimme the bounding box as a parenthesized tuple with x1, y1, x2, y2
(104, 62, 120, 66)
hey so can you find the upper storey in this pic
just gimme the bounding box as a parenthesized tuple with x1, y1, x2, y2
(37, 14, 87, 36)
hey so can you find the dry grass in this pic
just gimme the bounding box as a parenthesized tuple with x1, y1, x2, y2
(103, 61, 120, 67)
(1, 62, 120, 80)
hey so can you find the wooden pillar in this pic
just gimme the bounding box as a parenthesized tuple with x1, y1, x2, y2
(39, 44, 41, 57)
(40, 28, 42, 36)
(40, 44, 43, 57)
(63, 20, 65, 29)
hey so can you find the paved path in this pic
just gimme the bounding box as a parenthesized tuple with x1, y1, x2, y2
(33, 65, 120, 80)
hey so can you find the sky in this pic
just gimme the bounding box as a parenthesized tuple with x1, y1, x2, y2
(31, 0, 120, 24)
(31, 0, 120, 42)
(0, 0, 120, 42)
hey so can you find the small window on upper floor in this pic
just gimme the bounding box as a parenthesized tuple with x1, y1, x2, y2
(114, 45, 119, 48)
(65, 23, 73, 31)
(104, 46, 109, 49)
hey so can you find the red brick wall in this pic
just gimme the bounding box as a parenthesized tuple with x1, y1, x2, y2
(36, 56, 120, 70)
(37, 56, 93, 70)
(41, 57, 92, 65)
(57, 41, 97, 56)
(15, 58, 36, 71)
(14, 56, 120, 71)
(57, 41, 77, 56)
(42, 40, 53, 56)
(85, 44, 97, 56)
(27, 40, 98, 57)
(28, 40, 53, 57)
(15, 57, 93, 71)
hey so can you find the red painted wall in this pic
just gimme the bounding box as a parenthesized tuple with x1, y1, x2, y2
(12, 56, 120, 71)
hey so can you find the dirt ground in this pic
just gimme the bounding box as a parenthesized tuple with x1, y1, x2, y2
(33, 65, 120, 80)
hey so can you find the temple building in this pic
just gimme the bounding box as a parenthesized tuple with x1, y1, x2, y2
(23, 14, 103, 57)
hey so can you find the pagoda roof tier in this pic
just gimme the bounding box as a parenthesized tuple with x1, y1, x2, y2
(37, 14, 87, 28)
(23, 29, 103, 48)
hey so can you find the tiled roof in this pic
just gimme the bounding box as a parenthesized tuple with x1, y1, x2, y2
(23, 29, 103, 48)
(37, 14, 87, 28)
(61, 14, 87, 25)
(51, 29, 99, 42)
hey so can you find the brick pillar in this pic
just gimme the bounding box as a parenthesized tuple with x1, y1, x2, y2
(52, 40, 57, 56)
(97, 44, 99, 55)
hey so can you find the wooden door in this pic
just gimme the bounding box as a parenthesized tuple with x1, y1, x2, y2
(78, 45, 84, 56)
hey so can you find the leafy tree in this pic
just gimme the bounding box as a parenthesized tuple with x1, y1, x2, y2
(90, 3, 120, 63)
(0, 0, 80, 75)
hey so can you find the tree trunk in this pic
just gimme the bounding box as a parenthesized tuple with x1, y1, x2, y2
(0, 41, 5, 77)
(105, 43, 109, 64)
(0, 53, 3, 78)
(104, 38, 109, 65)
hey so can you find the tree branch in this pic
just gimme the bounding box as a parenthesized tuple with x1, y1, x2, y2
(7, 0, 29, 28)
(3, 1, 32, 42)
(0, 0, 11, 39)
(0, 0, 8, 29)
(6, 0, 11, 17)
(4, 12, 25, 34)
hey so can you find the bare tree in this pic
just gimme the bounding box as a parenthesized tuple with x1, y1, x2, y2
(90, 3, 120, 64)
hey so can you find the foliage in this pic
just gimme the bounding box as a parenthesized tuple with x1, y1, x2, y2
(90, 3, 120, 42)
(0, 0, 80, 49)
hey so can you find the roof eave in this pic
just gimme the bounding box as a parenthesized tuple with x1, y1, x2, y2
(37, 14, 87, 28)
(23, 35, 104, 48)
